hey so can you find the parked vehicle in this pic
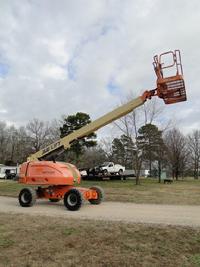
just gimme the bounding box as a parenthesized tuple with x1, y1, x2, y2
(0, 166, 18, 179)
(100, 162, 125, 175)
(88, 162, 125, 176)
(79, 168, 87, 177)
(87, 166, 102, 176)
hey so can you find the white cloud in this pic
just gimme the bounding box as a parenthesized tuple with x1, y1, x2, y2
(0, 0, 199, 137)
(0, 109, 7, 114)
(40, 64, 66, 80)
(40, 39, 69, 65)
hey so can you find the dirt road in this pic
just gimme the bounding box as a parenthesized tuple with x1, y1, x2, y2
(0, 196, 200, 227)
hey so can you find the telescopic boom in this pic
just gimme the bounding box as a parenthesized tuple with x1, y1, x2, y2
(28, 50, 187, 161)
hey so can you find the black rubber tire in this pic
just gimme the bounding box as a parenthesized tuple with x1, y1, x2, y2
(18, 188, 36, 207)
(103, 169, 108, 176)
(49, 198, 60, 202)
(64, 189, 83, 211)
(118, 169, 123, 176)
(89, 186, 104, 205)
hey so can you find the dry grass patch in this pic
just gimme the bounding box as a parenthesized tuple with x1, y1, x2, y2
(1, 178, 200, 205)
(83, 179, 200, 205)
(0, 213, 200, 266)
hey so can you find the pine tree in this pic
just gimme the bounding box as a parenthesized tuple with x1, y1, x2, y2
(137, 123, 165, 179)
(60, 112, 97, 162)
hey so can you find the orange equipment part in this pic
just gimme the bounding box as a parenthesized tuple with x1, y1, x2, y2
(36, 185, 98, 201)
(19, 161, 81, 185)
(19, 161, 101, 206)
(153, 50, 187, 104)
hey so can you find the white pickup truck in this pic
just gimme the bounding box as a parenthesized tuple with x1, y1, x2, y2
(99, 162, 125, 176)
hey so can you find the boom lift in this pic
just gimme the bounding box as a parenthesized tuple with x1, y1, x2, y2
(18, 50, 187, 211)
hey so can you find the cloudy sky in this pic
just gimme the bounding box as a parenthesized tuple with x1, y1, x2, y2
(0, 0, 199, 137)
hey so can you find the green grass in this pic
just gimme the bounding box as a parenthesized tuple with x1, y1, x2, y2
(0, 181, 31, 196)
(1, 178, 200, 205)
(63, 227, 80, 236)
(190, 254, 200, 266)
(0, 237, 14, 248)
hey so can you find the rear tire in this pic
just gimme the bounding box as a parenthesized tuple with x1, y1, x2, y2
(49, 198, 60, 203)
(64, 189, 82, 211)
(89, 186, 104, 205)
(18, 188, 36, 207)
(118, 169, 123, 176)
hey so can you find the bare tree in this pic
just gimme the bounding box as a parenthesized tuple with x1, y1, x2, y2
(49, 119, 62, 142)
(0, 121, 8, 163)
(14, 126, 32, 163)
(99, 137, 113, 161)
(77, 146, 107, 169)
(142, 98, 164, 125)
(0, 118, 60, 164)
(26, 118, 51, 152)
(187, 130, 200, 179)
(164, 128, 187, 180)
(114, 96, 164, 185)
(6, 125, 18, 163)
(1, 125, 32, 164)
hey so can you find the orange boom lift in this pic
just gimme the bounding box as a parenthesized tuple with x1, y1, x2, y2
(18, 50, 187, 211)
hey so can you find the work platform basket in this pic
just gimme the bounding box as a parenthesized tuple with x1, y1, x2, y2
(153, 50, 187, 104)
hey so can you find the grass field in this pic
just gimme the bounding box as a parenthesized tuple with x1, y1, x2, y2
(1, 178, 200, 205)
(0, 213, 200, 267)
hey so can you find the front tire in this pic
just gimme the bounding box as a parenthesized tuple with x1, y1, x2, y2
(64, 189, 82, 211)
(18, 188, 36, 207)
(89, 186, 104, 205)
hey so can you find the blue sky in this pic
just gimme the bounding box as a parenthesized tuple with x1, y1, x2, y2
(0, 0, 200, 137)
(0, 63, 9, 78)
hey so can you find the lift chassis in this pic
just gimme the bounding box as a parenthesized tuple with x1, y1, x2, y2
(18, 50, 187, 211)
(18, 161, 104, 211)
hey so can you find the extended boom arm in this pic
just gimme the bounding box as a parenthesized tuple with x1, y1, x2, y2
(28, 94, 150, 161)
(28, 50, 187, 162)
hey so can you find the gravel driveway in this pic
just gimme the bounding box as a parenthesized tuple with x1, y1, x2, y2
(1, 196, 200, 227)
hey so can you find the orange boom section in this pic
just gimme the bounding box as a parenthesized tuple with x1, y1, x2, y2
(19, 161, 81, 185)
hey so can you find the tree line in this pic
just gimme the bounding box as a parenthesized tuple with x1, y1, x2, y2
(0, 100, 199, 184)
(0, 119, 60, 165)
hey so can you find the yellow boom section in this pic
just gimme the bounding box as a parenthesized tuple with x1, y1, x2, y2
(28, 96, 144, 161)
